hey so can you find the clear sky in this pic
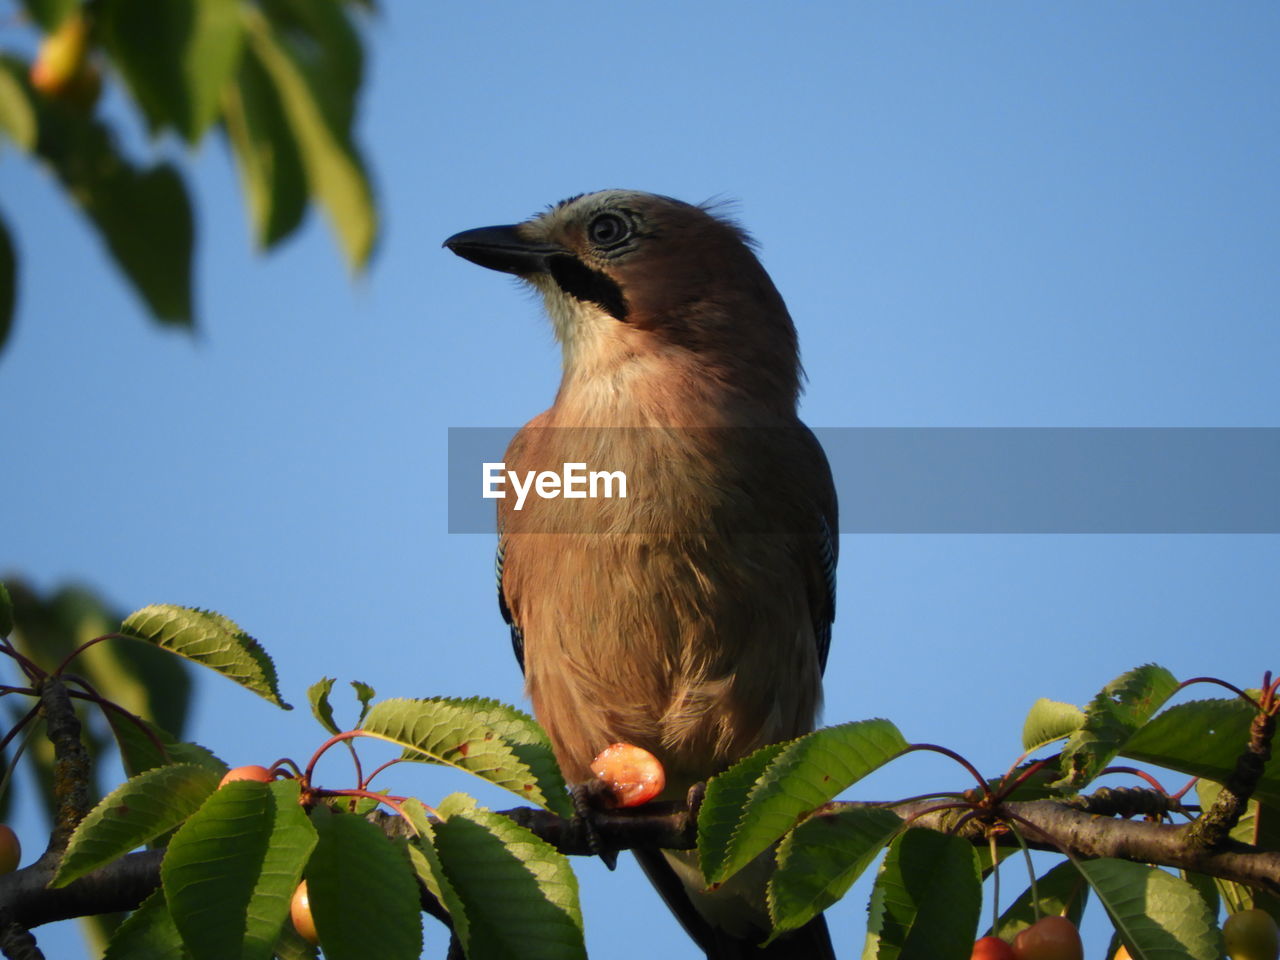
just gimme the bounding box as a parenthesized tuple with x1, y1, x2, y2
(2, 3, 1278, 957)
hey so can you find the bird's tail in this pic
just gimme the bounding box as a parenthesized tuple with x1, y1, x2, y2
(633, 848, 836, 960)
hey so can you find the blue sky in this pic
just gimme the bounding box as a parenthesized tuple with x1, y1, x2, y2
(2, 3, 1278, 957)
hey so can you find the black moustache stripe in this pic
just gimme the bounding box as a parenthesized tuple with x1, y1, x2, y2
(546, 254, 629, 322)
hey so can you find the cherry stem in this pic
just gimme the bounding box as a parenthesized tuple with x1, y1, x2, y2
(905, 743, 990, 796)
(995, 757, 1054, 803)
(1178, 676, 1260, 711)
(989, 829, 1001, 933)
(0, 640, 44, 683)
(52, 633, 130, 677)
(1171, 775, 1200, 802)
(362, 757, 405, 791)
(269, 757, 305, 780)
(312, 787, 410, 813)
(1098, 766, 1168, 795)
(61, 674, 170, 760)
(0, 710, 42, 803)
(304, 730, 376, 784)
(0, 701, 41, 758)
(1007, 821, 1041, 922)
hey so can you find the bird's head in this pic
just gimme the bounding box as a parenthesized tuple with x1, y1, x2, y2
(445, 190, 801, 415)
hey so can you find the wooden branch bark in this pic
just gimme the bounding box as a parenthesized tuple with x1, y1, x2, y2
(1, 789, 1276, 932)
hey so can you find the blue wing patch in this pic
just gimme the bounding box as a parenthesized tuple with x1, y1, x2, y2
(495, 536, 525, 673)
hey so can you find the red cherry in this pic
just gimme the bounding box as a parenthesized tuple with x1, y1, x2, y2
(972, 935, 1016, 959)
(589, 743, 666, 807)
(219, 765, 273, 787)
(1012, 916, 1083, 960)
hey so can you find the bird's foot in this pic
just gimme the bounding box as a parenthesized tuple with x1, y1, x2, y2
(571, 781, 619, 870)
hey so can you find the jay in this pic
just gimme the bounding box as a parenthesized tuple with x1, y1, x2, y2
(446, 191, 838, 959)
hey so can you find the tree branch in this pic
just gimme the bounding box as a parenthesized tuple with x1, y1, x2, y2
(2, 788, 1276, 932)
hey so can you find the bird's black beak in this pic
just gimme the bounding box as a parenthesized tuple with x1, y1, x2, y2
(443, 225, 560, 276)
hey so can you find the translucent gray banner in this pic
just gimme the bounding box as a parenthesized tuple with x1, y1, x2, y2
(447, 428, 1280, 534)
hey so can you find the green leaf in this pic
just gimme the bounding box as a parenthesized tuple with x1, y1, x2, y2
(1057, 664, 1179, 789)
(307, 678, 339, 735)
(54, 764, 222, 887)
(990, 860, 1090, 941)
(271, 923, 319, 960)
(767, 806, 901, 938)
(244, 780, 318, 960)
(351, 681, 375, 722)
(0, 206, 15, 355)
(432, 793, 586, 960)
(696, 740, 789, 885)
(360, 697, 572, 818)
(100, 0, 243, 143)
(161, 780, 275, 960)
(221, 39, 307, 248)
(0, 582, 12, 638)
(242, 6, 376, 268)
(17, 0, 78, 31)
(1075, 859, 1221, 960)
(400, 798, 470, 951)
(0, 57, 37, 151)
(1021, 698, 1086, 753)
(121, 605, 291, 709)
(700, 719, 908, 885)
(305, 808, 422, 960)
(861, 829, 981, 960)
(103, 887, 189, 960)
(105, 711, 226, 779)
(1124, 698, 1280, 806)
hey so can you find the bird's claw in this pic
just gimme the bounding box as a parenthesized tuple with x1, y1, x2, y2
(571, 782, 618, 870)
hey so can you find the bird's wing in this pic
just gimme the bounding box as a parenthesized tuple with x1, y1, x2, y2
(801, 424, 839, 676)
(495, 534, 526, 674)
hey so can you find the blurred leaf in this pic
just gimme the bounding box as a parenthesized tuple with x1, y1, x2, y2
(32, 102, 194, 326)
(1125, 698, 1280, 806)
(54, 763, 221, 887)
(243, 7, 376, 268)
(222, 40, 307, 248)
(306, 808, 422, 960)
(361, 697, 572, 817)
(121, 605, 291, 709)
(1022, 698, 1085, 753)
(161, 780, 275, 960)
(989, 860, 1089, 941)
(259, 0, 363, 131)
(861, 829, 981, 960)
(0, 57, 37, 151)
(699, 719, 908, 886)
(103, 887, 189, 960)
(307, 677, 339, 735)
(766, 805, 901, 938)
(432, 793, 586, 960)
(1076, 859, 1221, 960)
(100, 0, 243, 143)
(17, 0, 79, 31)
(1057, 664, 1179, 789)
(0, 581, 12, 637)
(106, 711, 225, 779)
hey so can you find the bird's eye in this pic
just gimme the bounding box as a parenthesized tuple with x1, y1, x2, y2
(587, 212, 630, 248)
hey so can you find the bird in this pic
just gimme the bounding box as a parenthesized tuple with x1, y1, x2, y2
(444, 190, 838, 959)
